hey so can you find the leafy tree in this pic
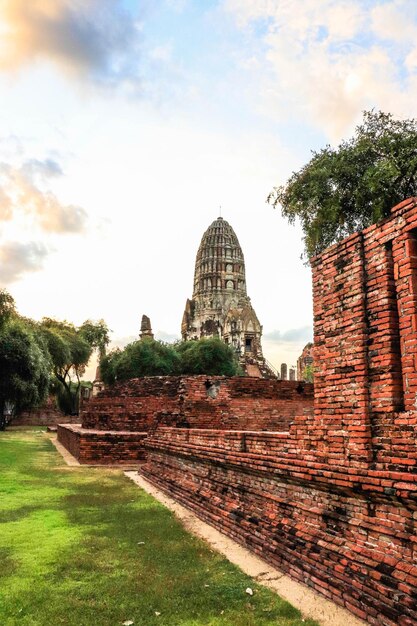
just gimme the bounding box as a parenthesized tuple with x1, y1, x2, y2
(40, 319, 97, 414)
(269, 110, 417, 257)
(0, 318, 51, 429)
(100, 337, 241, 384)
(101, 339, 180, 384)
(0, 288, 16, 330)
(100, 348, 123, 385)
(176, 337, 240, 376)
(79, 319, 110, 359)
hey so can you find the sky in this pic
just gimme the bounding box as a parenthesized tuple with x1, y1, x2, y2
(1, 0, 417, 377)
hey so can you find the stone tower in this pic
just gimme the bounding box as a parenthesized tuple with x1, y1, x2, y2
(140, 315, 154, 340)
(182, 217, 271, 376)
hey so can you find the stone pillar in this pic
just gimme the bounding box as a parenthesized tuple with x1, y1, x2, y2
(140, 315, 154, 340)
(289, 368, 295, 381)
(280, 363, 287, 380)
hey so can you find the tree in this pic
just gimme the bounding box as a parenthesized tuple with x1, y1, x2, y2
(176, 337, 241, 376)
(0, 318, 51, 429)
(100, 336, 241, 385)
(40, 318, 108, 414)
(269, 110, 417, 257)
(101, 339, 180, 384)
(79, 319, 110, 360)
(0, 288, 16, 330)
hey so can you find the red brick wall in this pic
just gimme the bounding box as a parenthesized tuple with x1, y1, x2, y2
(142, 426, 417, 625)
(81, 376, 314, 432)
(141, 199, 417, 625)
(57, 424, 147, 465)
(312, 197, 417, 468)
(13, 397, 70, 427)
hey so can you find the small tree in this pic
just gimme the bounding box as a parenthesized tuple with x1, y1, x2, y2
(40, 319, 92, 414)
(269, 110, 417, 257)
(177, 337, 240, 376)
(100, 337, 241, 384)
(79, 319, 110, 360)
(102, 339, 180, 383)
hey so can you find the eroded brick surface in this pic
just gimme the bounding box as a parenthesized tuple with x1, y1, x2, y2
(81, 376, 313, 432)
(57, 424, 147, 464)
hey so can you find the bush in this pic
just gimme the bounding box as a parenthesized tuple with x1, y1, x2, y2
(100, 337, 241, 384)
(176, 337, 240, 376)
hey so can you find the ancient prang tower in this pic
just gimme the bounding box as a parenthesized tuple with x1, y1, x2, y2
(182, 216, 272, 377)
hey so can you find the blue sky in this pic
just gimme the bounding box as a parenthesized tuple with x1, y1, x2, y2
(1, 0, 417, 375)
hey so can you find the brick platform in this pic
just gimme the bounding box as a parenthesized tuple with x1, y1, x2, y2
(57, 424, 147, 465)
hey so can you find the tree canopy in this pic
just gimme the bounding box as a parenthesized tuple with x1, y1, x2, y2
(100, 337, 241, 385)
(40, 317, 109, 414)
(176, 337, 241, 376)
(0, 308, 51, 428)
(0, 288, 110, 423)
(269, 110, 417, 257)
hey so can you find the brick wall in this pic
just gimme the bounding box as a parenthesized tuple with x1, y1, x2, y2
(81, 376, 314, 432)
(141, 199, 417, 625)
(13, 397, 69, 426)
(142, 427, 417, 625)
(57, 424, 147, 465)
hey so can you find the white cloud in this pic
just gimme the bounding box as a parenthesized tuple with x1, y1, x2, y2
(371, 1, 417, 43)
(0, 158, 87, 233)
(0, 240, 49, 284)
(225, 0, 417, 140)
(0, 0, 142, 86)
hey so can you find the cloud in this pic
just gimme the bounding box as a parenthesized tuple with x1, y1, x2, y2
(224, 0, 417, 140)
(0, 158, 87, 233)
(0, 0, 141, 85)
(155, 330, 180, 343)
(264, 326, 313, 344)
(0, 240, 48, 284)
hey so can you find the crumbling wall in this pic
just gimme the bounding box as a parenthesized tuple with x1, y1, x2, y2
(13, 396, 68, 426)
(141, 198, 417, 625)
(81, 376, 313, 432)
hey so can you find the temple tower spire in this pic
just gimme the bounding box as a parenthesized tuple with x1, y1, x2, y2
(182, 217, 272, 377)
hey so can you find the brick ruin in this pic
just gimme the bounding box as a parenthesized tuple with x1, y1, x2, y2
(58, 376, 313, 464)
(57, 198, 417, 624)
(140, 198, 417, 625)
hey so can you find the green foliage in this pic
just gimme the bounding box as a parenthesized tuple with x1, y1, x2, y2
(0, 288, 16, 330)
(0, 290, 110, 421)
(269, 110, 417, 257)
(101, 339, 180, 384)
(176, 337, 241, 376)
(99, 348, 122, 385)
(79, 319, 110, 359)
(302, 364, 314, 383)
(39, 318, 96, 415)
(0, 318, 51, 426)
(101, 337, 241, 384)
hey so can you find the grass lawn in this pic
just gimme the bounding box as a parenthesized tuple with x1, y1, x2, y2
(0, 429, 319, 626)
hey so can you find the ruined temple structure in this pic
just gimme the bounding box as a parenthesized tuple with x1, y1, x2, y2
(140, 314, 154, 340)
(140, 198, 417, 625)
(58, 198, 417, 625)
(297, 342, 313, 381)
(182, 217, 273, 377)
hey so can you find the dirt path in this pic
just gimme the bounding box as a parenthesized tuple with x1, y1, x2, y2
(126, 471, 366, 626)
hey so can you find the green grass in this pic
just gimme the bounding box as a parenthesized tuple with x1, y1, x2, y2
(0, 429, 319, 626)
